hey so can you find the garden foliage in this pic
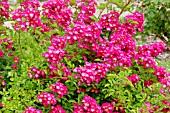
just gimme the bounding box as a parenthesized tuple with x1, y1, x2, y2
(137, 0, 170, 45)
(0, 0, 170, 113)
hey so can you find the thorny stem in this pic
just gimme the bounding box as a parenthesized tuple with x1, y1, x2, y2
(120, 0, 131, 15)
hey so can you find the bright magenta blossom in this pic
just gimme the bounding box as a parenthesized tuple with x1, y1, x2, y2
(126, 74, 140, 84)
(28, 67, 46, 79)
(49, 81, 68, 98)
(50, 105, 66, 113)
(23, 106, 42, 113)
(101, 102, 114, 113)
(73, 95, 102, 113)
(42, 0, 72, 28)
(73, 62, 108, 85)
(37, 92, 56, 107)
(0, 0, 9, 19)
(0, 50, 4, 58)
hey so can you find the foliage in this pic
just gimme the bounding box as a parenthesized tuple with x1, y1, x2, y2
(136, 0, 170, 45)
(0, 0, 170, 113)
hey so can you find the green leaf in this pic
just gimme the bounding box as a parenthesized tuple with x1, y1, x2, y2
(69, 87, 77, 91)
(109, 0, 124, 8)
(135, 94, 142, 99)
(104, 93, 110, 98)
(10, 78, 14, 81)
(94, 58, 102, 62)
(90, 16, 99, 22)
(56, 98, 61, 103)
(108, 0, 121, 4)
(104, 84, 110, 87)
(140, 93, 147, 102)
(151, 0, 159, 4)
(68, 100, 76, 103)
(97, 3, 106, 10)
(108, 80, 113, 86)
(124, 90, 132, 101)
(78, 92, 84, 104)
(107, 73, 116, 77)
(128, 19, 138, 25)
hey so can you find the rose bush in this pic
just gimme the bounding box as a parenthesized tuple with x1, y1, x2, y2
(0, 0, 170, 113)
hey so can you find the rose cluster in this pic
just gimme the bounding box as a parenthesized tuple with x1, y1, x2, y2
(49, 105, 66, 113)
(37, 92, 56, 107)
(78, 22, 102, 51)
(97, 43, 133, 69)
(65, 22, 102, 51)
(65, 23, 87, 44)
(42, 35, 72, 80)
(125, 11, 144, 32)
(2, 38, 13, 50)
(12, 1, 48, 32)
(109, 33, 136, 54)
(91, 12, 139, 70)
(99, 11, 120, 31)
(42, 36, 67, 64)
(73, 96, 125, 113)
(20, 0, 40, 9)
(42, 0, 72, 28)
(49, 81, 68, 98)
(73, 95, 102, 113)
(126, 74, 140, 84)
(137, 42, 166, 57)
(73, 62, 108, 85)
(135, 42, 166, 69)
(23, 106, 42, 113)
(0, 0, 9, 19)
(76, 0, 96, 24)
(153, 66, 170, 89)
(101, 102, 114, 113)
(28, 67, 46, 79)
(12, 7, 41, 31)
